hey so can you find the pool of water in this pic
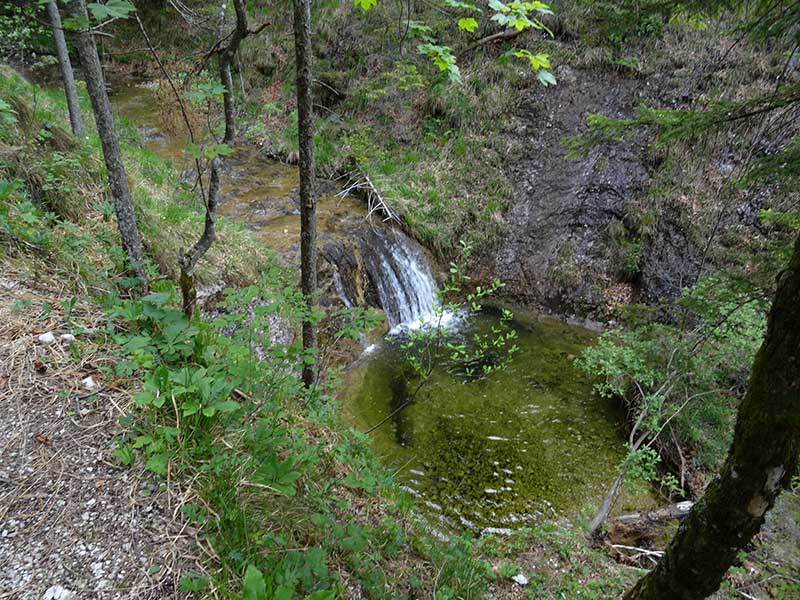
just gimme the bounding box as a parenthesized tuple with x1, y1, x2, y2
(342, 311, 653, 534)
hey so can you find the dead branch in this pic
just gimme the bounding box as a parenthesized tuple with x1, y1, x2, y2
(337, 171, 401, 223)
(458, 28, 521, 58)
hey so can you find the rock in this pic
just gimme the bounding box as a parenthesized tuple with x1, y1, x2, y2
(486, 72, 652, 319)
(38, 332, 56, 345)
(59, 334, 76, 343)
(43, 585, 74, 600)
(512, 574, 529, 586)
(81, 376, 97, 390)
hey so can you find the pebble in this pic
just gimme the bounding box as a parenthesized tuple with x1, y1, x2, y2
(42, 585, 74, 600)
(59, 334, 76, 343)
(512, 574, 529, 586)
(81, 376, 97, 390)
(38, 332, 56, 345)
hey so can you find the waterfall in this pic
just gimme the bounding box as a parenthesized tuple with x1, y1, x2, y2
(361, 228, 439, 330)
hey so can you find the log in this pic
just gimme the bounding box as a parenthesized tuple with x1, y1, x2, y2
(611, 501, 694, 526)
(605, 501, 694, 549)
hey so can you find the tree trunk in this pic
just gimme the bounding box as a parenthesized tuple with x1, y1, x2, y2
(66, 0, 146, 283)
(218, 0, 248, 145)
(293, 0, 318, 387)
(219, 56, 235, 144)
(46, 0, 85, 137)
(625, 234, 800, 600)
(180, 157, 221, 317)
(589, 464, 628, 534)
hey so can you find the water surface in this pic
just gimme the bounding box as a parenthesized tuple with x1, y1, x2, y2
(343, 312, 652, 534)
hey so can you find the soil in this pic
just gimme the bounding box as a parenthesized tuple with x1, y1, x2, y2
(0, 272, 201, 599)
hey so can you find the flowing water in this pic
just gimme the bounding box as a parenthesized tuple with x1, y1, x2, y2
(112, 81, 653, 534)
(111, 81, 438, 327)
(359, 227, 438, 329)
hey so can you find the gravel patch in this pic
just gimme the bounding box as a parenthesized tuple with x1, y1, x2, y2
(0, 276, 203, 599)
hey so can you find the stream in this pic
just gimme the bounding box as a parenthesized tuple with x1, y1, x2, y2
(112, 81, 653, 536)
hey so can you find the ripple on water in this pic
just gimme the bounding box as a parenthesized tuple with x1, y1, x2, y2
(342, 313, 657, 534)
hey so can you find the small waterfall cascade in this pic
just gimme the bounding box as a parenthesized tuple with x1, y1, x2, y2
(361, 228, 439, 329)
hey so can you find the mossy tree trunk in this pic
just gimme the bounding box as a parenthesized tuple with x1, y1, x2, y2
(293, 0, 318, 388)
(66, 0, 146, 283)
(625, 234, 800, 600)
(46, 0, 84, 137)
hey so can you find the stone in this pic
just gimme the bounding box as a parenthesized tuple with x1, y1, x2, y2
(59, 334, 76, 343)
(42, 585, 74, 600)
(512, 574, 529, 586)
(81, 376, 97, 390)
(38, 332, 56, 345)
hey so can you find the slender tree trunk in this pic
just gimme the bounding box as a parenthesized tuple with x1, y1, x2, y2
(218, 0, 247, 145)
(625, 234, 800, 600)
(293, 0, 318, 387)
(219, 56, 235, 144)
(46, 0, 84, 137)
(66, 0, 146, 282)
(589, 464, 628, 534)
(180, 157, 221, 316)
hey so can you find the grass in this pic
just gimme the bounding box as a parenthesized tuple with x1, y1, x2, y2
(0, 65, 278, 292)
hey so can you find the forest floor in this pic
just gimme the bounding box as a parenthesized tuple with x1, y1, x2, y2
(0, 268, 202, 599)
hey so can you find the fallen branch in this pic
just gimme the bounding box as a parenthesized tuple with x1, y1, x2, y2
(337, 170, 400, 223)
(458, 28, 521, 58)
(611, 501, 694, 526)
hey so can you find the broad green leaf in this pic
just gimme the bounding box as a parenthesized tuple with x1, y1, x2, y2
(142, 291, 171, 305)
(87, 0, 136, 21)
(215, 400, 241, 413)
(274, 586, 293, 600)
(537, 69, 557, 86)
(305, 592, 335, 600)
(145, 452, 168, 475)
(61, 16, 90, 30)
(353, 0, 377, 12)
(444, 0, 481, 10)
(458, 17, 479, 32)
(242, 564, 267, 600)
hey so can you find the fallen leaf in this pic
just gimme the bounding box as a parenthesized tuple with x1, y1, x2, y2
(34, 434, 50, 445)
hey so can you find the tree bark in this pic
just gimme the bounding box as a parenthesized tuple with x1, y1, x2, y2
(219, 57, 235, 144)
(218, 0, 248, 144)
(625, 234, 800, 600)
(46, 0, 85, 137)
(180, 156, 221, 316)
(66, 0, 146, 283)
(293, 0, 318, 388)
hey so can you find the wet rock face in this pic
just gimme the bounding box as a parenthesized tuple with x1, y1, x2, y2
(320, 233, 379, 311)
(492, 70, 653, 318)
(639, 203, 702, 304)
